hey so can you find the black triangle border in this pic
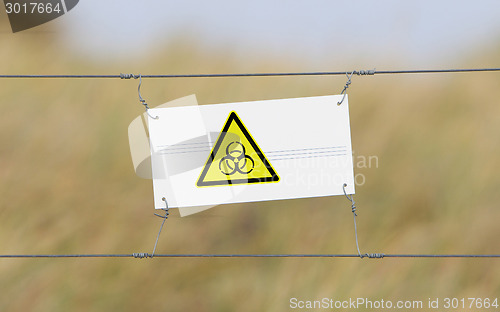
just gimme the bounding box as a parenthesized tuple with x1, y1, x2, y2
(196, 111, 279, 187)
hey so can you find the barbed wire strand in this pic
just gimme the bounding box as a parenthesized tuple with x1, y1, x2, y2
(0, 68, 500, 79)
(0, 254, 499, 259)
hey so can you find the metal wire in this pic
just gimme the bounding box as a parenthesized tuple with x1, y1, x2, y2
(337, 71, 354, 105)
(1, 67, 499, 260)
(0, 254, 499, 259)
(342, 184, 385, 259)
(1, 68, 500, 79)
(150, 197, 170, 258)
(135, 74, 159, 120)
(342, 184, 362, 257)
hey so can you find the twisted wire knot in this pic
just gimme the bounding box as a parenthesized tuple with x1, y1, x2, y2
(154, 209, 170, 219)
(362, 253, 385, 259)
(356, 69, 376, 75)
(120, 73, 139, 79)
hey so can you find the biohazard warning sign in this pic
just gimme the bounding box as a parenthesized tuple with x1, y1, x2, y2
(147, 94, 354, 210)
(196, 112, 279, 187)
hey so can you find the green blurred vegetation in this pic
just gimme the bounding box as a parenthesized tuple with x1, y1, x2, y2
(1, 17, 500, 312)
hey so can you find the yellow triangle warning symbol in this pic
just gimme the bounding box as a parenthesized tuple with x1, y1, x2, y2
(197, 111, 279, 187)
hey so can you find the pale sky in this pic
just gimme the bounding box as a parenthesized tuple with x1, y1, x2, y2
(10, 1, 500, 67)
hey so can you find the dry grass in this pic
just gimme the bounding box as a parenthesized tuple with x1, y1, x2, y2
(1, 20, 500, 311)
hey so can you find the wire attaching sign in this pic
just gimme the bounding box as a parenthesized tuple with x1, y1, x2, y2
(147, 95, 355, 209)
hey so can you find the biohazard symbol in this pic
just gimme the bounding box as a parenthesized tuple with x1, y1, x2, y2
(196, 111, 279, 187)
(219, 142, 255, 175)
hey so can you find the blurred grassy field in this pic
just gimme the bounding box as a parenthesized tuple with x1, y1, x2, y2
(1, 18, 500, 312)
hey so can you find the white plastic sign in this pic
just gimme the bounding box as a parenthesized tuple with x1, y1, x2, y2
(148, 95, 355, 209)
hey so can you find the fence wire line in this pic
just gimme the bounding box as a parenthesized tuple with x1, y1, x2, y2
(1, 67, 499, 260)
(0, 68, 500, 79)
(0, 254, 499, 259)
